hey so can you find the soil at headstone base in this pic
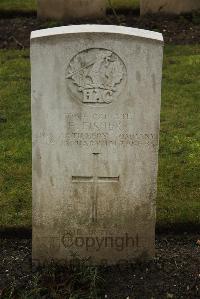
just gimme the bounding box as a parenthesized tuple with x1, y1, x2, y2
(0, 234, 200, 298)
(0, 13, 199, 49)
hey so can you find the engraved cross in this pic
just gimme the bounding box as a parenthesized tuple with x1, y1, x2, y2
(72, 153, 119, 223)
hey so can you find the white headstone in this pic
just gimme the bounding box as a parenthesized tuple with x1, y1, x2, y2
(37, 0, 106, 20)
(31, 25, 163, 265)
(141, 0, 200, 15)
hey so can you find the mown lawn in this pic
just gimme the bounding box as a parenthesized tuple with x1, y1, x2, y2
(0, 50, 31, 228)
(158, 45, 200, 228)
(108, 0, 140, 9)
(0, 0, 36, 12)
(0, 0, 140, 12)
(0, 45, 200, 230)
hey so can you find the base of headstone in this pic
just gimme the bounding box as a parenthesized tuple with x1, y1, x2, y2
(141, 0, 200, 15)
(37, 0, 106, 20)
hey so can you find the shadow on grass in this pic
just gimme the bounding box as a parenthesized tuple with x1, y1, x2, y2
(0, 9, 36, 19)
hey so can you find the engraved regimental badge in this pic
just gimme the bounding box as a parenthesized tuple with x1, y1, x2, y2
(66, 48, 127, 105)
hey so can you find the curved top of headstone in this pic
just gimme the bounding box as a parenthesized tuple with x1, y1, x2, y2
(31, 25, 163, 44)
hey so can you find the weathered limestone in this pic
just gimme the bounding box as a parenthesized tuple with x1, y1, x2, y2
(37, 0, 106, 20)
(141, 0, 200, 15)
(31, 25, 163, 265)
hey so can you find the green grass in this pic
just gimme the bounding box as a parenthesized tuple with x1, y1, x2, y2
(0, 45, 200, 230)
(108, 0, 140, 9)
(158, 45, 200, 228)
(0, 0, 36, 12)
(0, 50, 31, 228)
(0, 0, 139, 12)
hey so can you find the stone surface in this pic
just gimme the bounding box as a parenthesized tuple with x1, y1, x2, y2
(37, 0, 106, 20)
(141, 0, 200, 15)
(31, 25, 163, 265)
